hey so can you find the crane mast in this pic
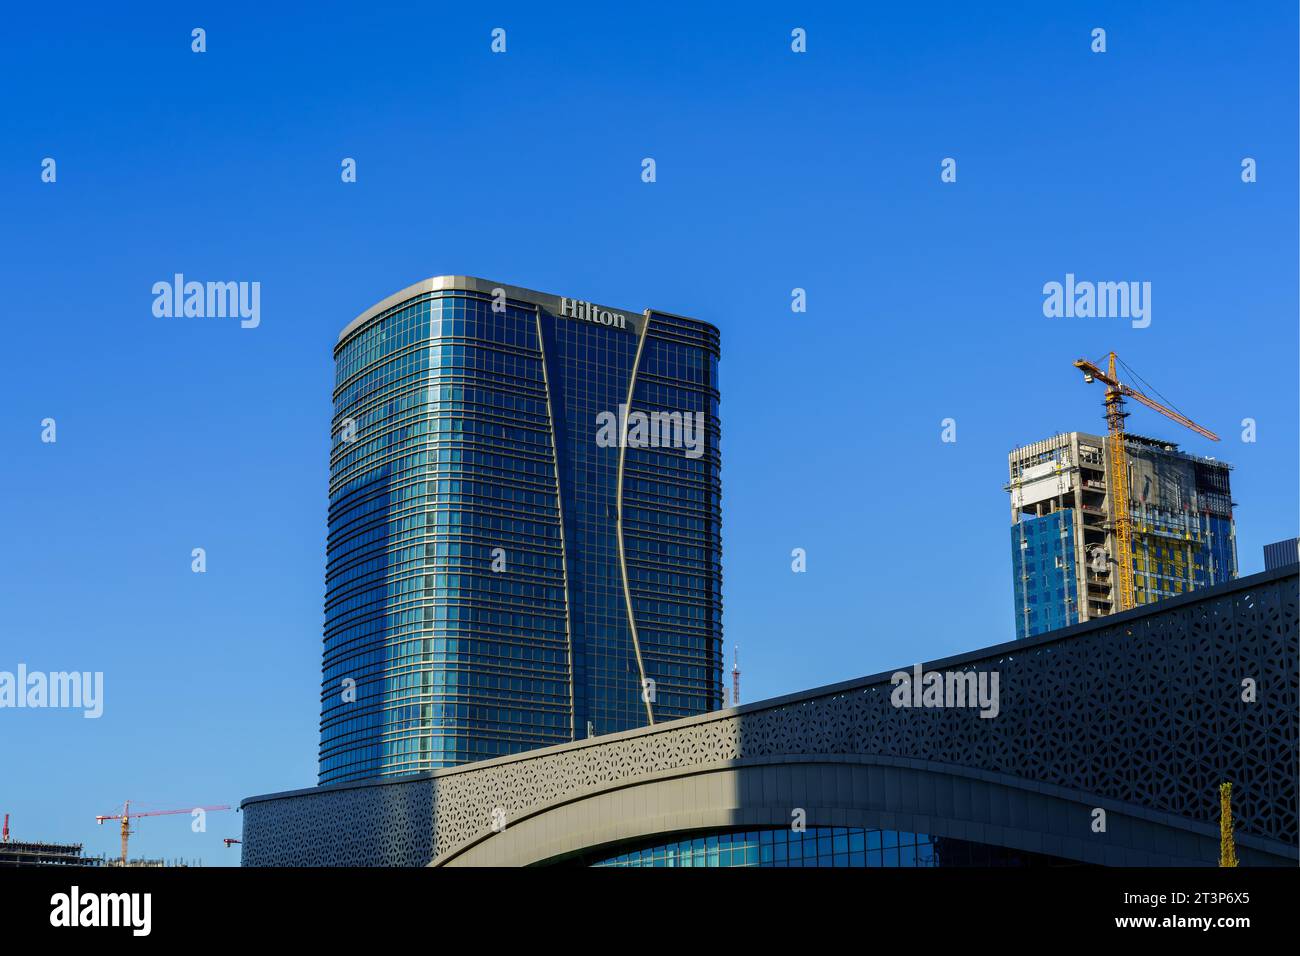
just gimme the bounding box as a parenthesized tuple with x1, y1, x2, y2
(118, 800, 131, 866)
(1103, 354, 1134, 610)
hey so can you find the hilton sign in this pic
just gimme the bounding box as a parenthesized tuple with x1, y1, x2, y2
(558, 297, 628, 331)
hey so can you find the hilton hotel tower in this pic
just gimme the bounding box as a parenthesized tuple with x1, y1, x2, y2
(320, 276, 722, 784)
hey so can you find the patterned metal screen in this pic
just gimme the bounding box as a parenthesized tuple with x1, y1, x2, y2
(243, 569, 1298, 866)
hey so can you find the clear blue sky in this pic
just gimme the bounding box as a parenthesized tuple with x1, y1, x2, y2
(2, 1, 1295, 866)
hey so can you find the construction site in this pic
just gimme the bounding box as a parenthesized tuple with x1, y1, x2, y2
(1006, 353, 1238, 639)
(0, 805, 230, 868)
(0, 813, 102, 868)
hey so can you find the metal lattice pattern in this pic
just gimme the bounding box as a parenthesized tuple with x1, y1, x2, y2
(242, 572, 1298, 866)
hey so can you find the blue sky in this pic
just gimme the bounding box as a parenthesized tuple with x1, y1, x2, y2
(2, 1, 1295, 865)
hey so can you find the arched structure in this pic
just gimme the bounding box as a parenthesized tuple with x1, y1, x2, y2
(243, 566, 1298, 867)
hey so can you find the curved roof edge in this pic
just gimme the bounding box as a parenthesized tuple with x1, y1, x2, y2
(336, 275, 718, 349)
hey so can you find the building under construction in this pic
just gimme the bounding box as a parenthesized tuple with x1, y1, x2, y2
(0, 840, 102, 867)
(0, 815, 102, 867)
(0, 813, 192, 867)
(1007, 431, 1237, 639)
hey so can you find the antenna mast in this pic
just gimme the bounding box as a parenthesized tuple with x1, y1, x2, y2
(732, 646, 741, 706)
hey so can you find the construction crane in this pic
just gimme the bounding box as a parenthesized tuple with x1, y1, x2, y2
(1073, 352, 1219, 610)
(95, 801, 231, 866)
(223, 838, 242, 848)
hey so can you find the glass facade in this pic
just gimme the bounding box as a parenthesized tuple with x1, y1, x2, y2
(319, 283, 722, 784)
(1131, 512, 1235, 605)
(1011, 510, 1079, 639)
(588, 827, 1084, 867)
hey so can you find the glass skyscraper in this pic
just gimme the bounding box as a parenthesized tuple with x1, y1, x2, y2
(319, 277, 722, 784)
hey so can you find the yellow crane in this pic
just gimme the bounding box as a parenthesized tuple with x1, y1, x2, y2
(1072, 352, 1220, 611)
(95, 800, 231, 866)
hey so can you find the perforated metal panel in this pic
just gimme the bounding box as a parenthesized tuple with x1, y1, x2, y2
(242, 569, 1298, 866)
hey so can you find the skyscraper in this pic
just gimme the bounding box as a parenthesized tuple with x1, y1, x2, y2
(1006, 431, 1236, 640)
(319, 277, 722, 784)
